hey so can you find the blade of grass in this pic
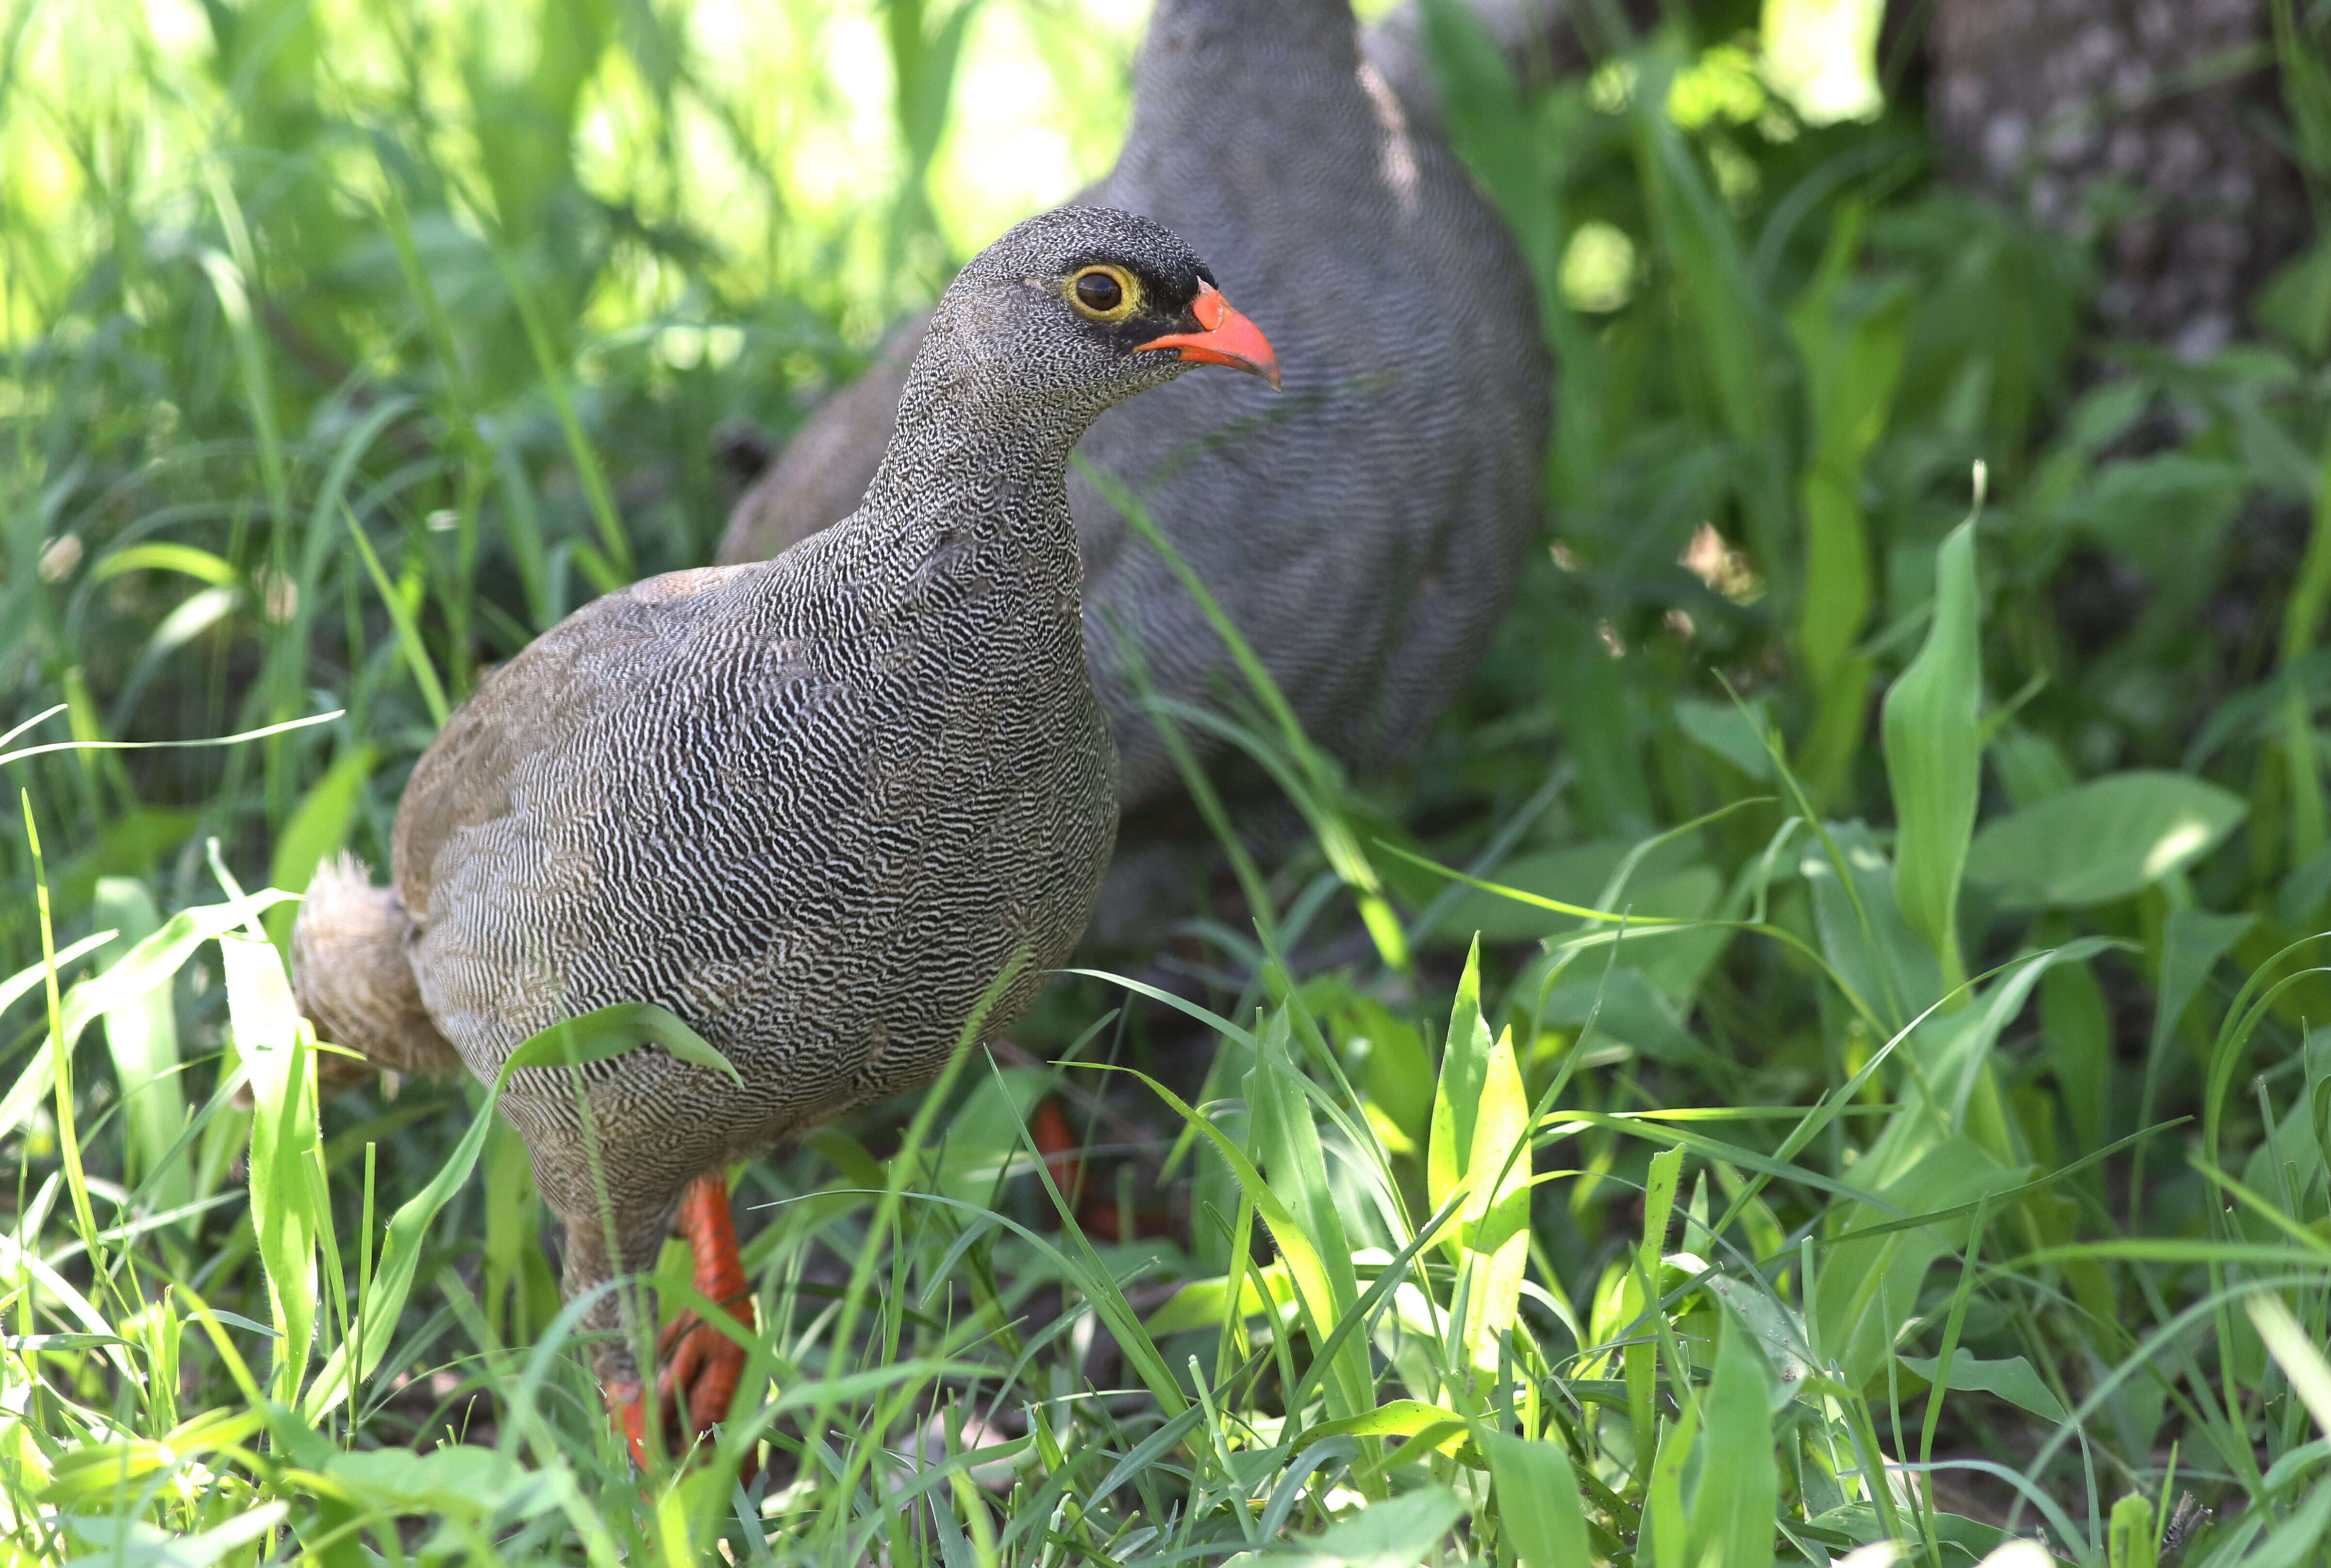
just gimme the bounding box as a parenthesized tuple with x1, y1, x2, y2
(342, 503, 450, 728)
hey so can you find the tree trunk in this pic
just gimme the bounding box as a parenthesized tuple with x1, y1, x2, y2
(1911, 0, 2310, 356)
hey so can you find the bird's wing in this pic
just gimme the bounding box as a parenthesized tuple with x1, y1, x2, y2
(390, 567, 756, 925)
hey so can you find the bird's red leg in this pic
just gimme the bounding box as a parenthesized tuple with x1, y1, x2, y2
(1029, 1097, 1086, 1212)
(655, 1171, 756, 1448)
(1029, 1096, 1174, 1241)
(605, 1377, 651, 1469)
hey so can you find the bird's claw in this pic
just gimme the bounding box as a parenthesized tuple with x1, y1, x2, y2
(656, 1297, 754, 1442)
(605, 1377, 652, 1470)
(604, 1170, 759, 1476)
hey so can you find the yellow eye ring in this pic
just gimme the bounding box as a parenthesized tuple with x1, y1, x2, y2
(1066, 264, 1140, 322)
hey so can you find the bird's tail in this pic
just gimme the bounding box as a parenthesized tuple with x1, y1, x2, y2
(291, 852, 465, 1094)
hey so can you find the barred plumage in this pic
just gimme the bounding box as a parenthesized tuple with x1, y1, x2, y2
(293, 207, 1271, 1427)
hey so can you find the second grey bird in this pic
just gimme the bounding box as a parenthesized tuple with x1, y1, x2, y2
(292, 205, 1280, 1463)
(721, 0, 1551, 928)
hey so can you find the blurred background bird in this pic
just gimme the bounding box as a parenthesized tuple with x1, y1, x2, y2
(721, 0, 1554, 956)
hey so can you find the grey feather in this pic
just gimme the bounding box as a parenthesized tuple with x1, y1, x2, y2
(295, 206, 1248, 1388)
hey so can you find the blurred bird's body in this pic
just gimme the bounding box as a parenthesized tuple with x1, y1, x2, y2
(723, 0, 1551, 942)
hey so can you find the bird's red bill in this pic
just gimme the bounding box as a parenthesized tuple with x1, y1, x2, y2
(1136, 282, 1281, 389)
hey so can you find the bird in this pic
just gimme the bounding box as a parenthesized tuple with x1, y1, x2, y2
(290, 204, 1280, 1464)
(718, 0, 1550, 947)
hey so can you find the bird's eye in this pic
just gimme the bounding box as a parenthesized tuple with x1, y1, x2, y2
(1068, 265, 1137, 321)
(1075, 271, 1122, 312)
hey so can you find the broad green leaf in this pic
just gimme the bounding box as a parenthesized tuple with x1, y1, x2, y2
(1674, 696, 1775, 781)
(1790, 202, 1910, 802)
(1699, 1274, 1814, 1404)
(1266, 1484, 1464, 1567)
(1992, 725, 2078, 809)
(1482, 1434, 1593, 1568)
(2065, 455, 2248, 593)
(1249, 1006, 1371, 1420)
(1427, 937, 1491, 1234)
(1820, 1509, 2012, 1564)
(1800, 823, 1941, 1036)
(2259, 229, 2331, 357)
(1882, 517, 1982, 991)
(2248, 1293, 2331, 1439)
(51, 806, 200, 910)
(1898, 1349, 2067, 1421)
(224, 933, 318, 1402)
(1645, 1371, 1697, 1568)
(1523, 965, 1714, 1067)
(1963, 771, 2248, 909)
(1427, 939, 1532, 1372)
(61, 1501, 287, 1568)
(0, 894, 296, 1141)
(1813, 1135, 2016, 1387)
(37, 1410, 266, 1504)
(2107, 1493, 2157, 1568)
(1336, 996, 1432, 1150)
(2041, 953, 2113, 1152)
(316, 1445, 556, 1518)
(1688, 1312, 1778, 1568)
(481, 1115, 556, 1347)
(1626, 1144, 1687, 1457)
(1290, 1399, 1468, 1454)
(2149, 907, 2255, 1073)
(1857, 937, 2115, 1182)
(1146, 1262, 1297, 1335)
(93, 879, 187, 1219)
(931, 1065, 1051, 1208)
(1427, 836, 1711, 951)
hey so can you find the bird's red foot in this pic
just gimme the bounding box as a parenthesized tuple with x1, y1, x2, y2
(605, 1171, 758, 1471)
(657, 1171, 756, 1446)
(1029, 1096, 1087, 1209)
(605, 1376, 651, 1470)
(1028, 1095, 1174, 1241)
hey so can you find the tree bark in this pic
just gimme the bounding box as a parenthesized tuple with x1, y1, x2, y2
(1910, 0, 2310, 355)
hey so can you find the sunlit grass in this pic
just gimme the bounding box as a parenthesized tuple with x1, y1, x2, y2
(3, 0, 2331, 1562)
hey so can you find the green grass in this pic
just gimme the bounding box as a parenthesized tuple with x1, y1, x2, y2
(6, 0, 2331, 1562)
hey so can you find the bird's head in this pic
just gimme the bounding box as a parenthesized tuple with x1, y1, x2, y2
(932, 205, 1281, 420)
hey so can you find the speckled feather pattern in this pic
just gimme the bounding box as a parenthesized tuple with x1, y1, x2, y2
(297, 207, 1232, 1381)
(721, 0, 1549, 817)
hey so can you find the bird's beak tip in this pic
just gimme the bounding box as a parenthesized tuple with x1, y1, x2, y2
(1136, 282, 1282, 390)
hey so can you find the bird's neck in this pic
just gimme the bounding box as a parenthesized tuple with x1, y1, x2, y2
(854, 373, 1085, 555)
